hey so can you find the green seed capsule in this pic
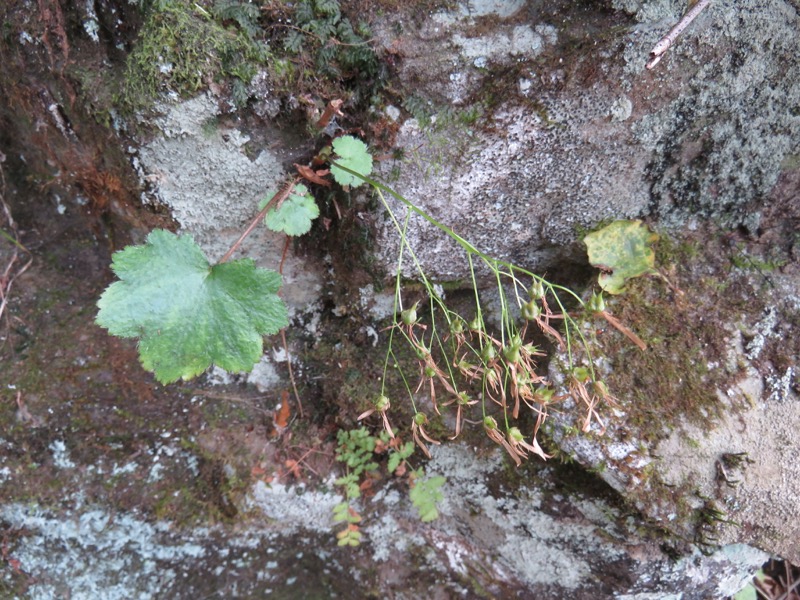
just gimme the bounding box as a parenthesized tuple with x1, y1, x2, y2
(503, 345, 520, 364)
(529, 280, 545, 299)
(481, 344, 497, 362)
(572, 366, 590, 382)
(483, 416, 498, 430)
(414, 412, 427, 426)
(507, 427, 524, 443)
(401, 303, 418, 326)
(503, 335, 523, 363)
(450, 319, 464, 335)
(375, 395, 390, 411)
(469, 317, 482, 332)
(588, 292, 605, 313)
(521, 299, 541, 321)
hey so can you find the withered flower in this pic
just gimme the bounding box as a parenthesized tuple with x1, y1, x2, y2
(357, 394, 395, 438)
(411, 412, 439, 458)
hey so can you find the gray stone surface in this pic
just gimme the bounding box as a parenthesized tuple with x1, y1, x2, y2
(369, 0, 800, 280)
(0, 444, 769, 598)
(134, 95, 324, 314)
(547, 262, 800, 563)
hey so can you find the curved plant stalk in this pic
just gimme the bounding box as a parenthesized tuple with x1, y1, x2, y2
(333, 161, 610, 462)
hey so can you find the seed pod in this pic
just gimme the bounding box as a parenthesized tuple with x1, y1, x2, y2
(529, 279, 545, 299)
(521, 299, 541, 321)
(572, 366, 590, 382)
(401, 302, 418, 326)
(507, 427, 525, 443)
(450, 318, 464, 335)
(503, 335, 523, 364)
(534, 386, 555, 403)
(587, 292, 605, 314)
(375, 395, 390, 411)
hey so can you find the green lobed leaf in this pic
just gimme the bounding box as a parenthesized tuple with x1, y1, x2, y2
(583, 220, 659, 295)
(410, 475, 445, 522)
(262, 184, 319, 236)
(387, 452, 402, 474)
(96, 229, 288, 384)
(330, 136, 373, 187)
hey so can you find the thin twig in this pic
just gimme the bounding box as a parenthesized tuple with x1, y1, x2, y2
(0, 159, 33, 331)
(777, 570, 800, 600)
(217, 177, 304, 417)
(217, 177, 298, 264)
(279, 236, 291, 274)
(276, 229, 303, 419)
(315, 99, 344, 130)
(646, 0, 712, 69)
(281, 329, 304, 418)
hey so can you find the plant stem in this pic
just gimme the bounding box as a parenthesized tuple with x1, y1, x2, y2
(281, 329, 304, 418)
(332, 162, 584, 304)
(218, 178, 298, 264)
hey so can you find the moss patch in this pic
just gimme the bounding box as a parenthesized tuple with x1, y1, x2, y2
(594, 230, 756, 444)
(119, 0, 270, 113)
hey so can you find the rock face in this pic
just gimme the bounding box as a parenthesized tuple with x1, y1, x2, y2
(132, 95, 325, 313)
(1, 0, 799, 597)
(0, 445, 770, 598)
(369, 0, 800, 278)
(548, 251, 800, 564)
(362, 0, 800, 566)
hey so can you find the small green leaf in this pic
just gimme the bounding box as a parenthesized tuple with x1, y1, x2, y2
(96, 230, 288, 383)
(330, 136, 373, 187)
(388, 452, 402, 474)
(410, 475, 445, 523)
(583, 220, 659, 295)
(262, 184, 319, 236)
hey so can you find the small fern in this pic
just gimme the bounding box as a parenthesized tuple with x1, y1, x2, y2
(212, 1, 261, 40)
(410, 473, 445, 522)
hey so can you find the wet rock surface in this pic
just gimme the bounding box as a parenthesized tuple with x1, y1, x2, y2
(369, 0, 800, 278)
(1, 0, 798, 597)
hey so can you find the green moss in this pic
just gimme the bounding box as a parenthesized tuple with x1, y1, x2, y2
(119, 0, 270, 113)
(598, 272, 735, 444)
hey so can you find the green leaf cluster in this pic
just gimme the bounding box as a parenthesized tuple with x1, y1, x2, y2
(261, 184, 320, 236)
(330, 136, 373, 187)
(212, 1, 261, 40)
(584, 220, 659, 294)
(335, 427, 379, 478)
(387, 440, 415, 474)
(410, 474, 445, 522)
(282, 0, 380, 88)
(96, 230, 288, 383)
(120, 0, 271, 112)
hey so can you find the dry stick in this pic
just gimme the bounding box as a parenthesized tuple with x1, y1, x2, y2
(646, 0, 712, 69)
(0, 254, 33, 325)
(216, 177, 304, 417)
(217, 177, 299, 264)
(315, 99, 344, 131)
(599, 310, 648, 351)
(776, 571, 800, 600)
(281, 329, 304, 418)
